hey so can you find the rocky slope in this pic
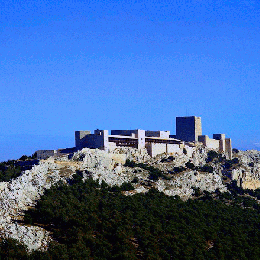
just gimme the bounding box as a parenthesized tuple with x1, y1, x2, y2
(0, 146, 259, 251)
(231, 150, 260, 189)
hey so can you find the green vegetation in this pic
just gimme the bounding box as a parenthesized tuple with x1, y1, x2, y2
(19, 153, 37, 161)
(232, 148, 239, 154)
(124, 159, 168, 180)
(0, 160, 22, 182)
(0, 153, 38, 183)
(185, 161, 195, 170)
(206, 150, 225, 163)
(6, 175, 259, 259)
(199, 164, 214, 173)
(0, 238, 28, 259)
(160, 156, 174, 163)
(172, 166, 186, 173)
(223, 158, 240, 170)
(0, 155, 39, 182)
(249, 162, 254, 167)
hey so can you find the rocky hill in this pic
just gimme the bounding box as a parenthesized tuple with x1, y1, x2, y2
(0, 146, 260, 251)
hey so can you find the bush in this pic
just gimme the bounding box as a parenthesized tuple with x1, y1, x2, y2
(161, 156, 175, 163)
(206, 150, 219, 162)
(120, 182, 135, 191)
(124, 160, 167, 180)
(0, 238, 28, 259)
(232, 158, 239, 164)
(248, 162, 254, 167)
(185, 161, 195, 170)
(19, 155, 29, 161)
(124, 159, 136, 167)
(131, 177, 139, 183)
(232, 148, 239, 154)
(173, 166, 185, 173)
(200, 164, 213, 173)
(192, 187, 202, 197)
(224, 158, 239, 170)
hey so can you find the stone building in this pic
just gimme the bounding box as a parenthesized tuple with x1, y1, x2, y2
(36, 116, 232, 159)
(74, 129, 187, 157)
(74, 116, 232, 159)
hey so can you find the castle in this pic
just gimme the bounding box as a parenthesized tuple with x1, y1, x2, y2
(36, 116, 232, 160)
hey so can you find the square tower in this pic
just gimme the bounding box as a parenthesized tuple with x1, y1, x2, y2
(176, 116, 202, 142)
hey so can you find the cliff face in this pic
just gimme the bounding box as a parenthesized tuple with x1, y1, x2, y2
(231, 150, 260, 189)
(0, 147, 259, 251)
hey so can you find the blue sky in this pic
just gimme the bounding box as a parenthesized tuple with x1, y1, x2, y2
(1, 0, 260, 161)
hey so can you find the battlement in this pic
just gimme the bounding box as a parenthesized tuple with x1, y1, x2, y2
(74, 116, 232, 159)
(36, 116, 232, 159)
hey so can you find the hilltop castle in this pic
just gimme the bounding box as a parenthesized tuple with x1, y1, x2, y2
(36, 116, 232, 159)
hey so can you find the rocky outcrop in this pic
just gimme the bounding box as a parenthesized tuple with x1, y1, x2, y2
(159, 171, 226, 198)
(0, 159, 77, 251)
(2, 146, 260, 251)
(231, 150, 260, 189)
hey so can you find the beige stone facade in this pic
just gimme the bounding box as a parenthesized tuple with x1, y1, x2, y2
(73, 116, 232, 158)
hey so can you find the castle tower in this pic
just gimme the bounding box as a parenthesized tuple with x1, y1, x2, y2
(176, 116, 202, 142)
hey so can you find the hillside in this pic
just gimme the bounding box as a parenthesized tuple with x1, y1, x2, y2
(0, 147, 260, 258)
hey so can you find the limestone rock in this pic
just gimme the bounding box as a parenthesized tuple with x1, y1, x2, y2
(1, 146, 259, 251)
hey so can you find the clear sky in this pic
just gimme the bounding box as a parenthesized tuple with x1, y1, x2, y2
(1, 0, 260, 161)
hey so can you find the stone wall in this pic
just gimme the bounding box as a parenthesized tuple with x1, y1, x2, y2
(146, 143, 167, 157)
(195, 117, 202, 141)
(198, 135, 219, 150)
(36, 150, 56, 160)
(75, 130, 108, 151)
(166, 143, 182, 155)
(225, 138, 232, 159)
(75, 131, 91, 149)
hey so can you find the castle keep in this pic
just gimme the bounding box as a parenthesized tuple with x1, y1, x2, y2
(176, 116, 202, 142)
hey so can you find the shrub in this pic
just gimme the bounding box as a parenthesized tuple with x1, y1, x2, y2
(161, 156, 175, 163)
(131, 177, 139, 183)
(232, 158, 239, 164)
(185, 161, 195, 170)
(206, 150, 219, 162)
(173, 166, 185, 173)
(19, 155, 28, 161)
(124, 160, 167, 180)
(192, 187, 202, 197)
(224, 158, 240, 170)
(120, 182, 135, 191)
(124, 159, 136, 167)
(232, 148, 239, 154)
(249, 162, 254, 167)
(200, 164, 213, 173)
